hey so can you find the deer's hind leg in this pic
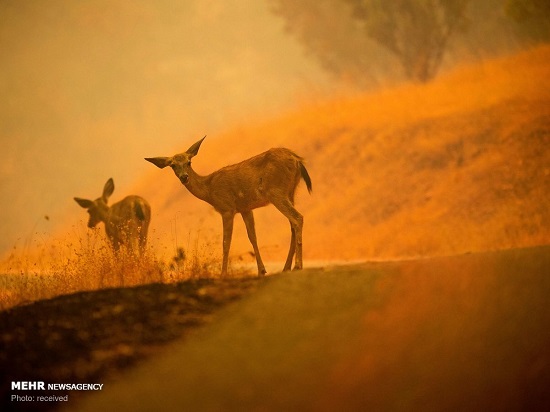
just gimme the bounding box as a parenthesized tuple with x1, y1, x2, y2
(272, 199, 303, 271)
(241, 211, 267, 276)
(283, 225, 296, 271)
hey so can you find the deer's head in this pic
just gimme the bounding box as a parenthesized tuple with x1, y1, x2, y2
(74, 178, 114, 228)
(145, 136, 205, 185)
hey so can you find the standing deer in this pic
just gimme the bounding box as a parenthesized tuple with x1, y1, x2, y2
(74, 178, 151, 255)
(145, 136, 312, 276)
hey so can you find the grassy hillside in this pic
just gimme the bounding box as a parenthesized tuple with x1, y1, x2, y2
(135, 46, 550, 264)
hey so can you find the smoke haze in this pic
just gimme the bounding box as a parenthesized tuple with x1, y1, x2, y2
(0, 0, 332, 253)
(2, 0, 547, 261)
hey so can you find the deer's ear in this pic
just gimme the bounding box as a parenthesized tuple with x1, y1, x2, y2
(145, 157, 171, 169)
(186, 135, 206, 157)
(74, 197, 93, 209)
(102, 178, 115, 201)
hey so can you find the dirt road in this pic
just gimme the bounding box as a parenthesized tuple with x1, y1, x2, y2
(72, 245, 550, 411)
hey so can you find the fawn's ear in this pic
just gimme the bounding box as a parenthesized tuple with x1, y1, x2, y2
(74, 197, 93, 209)
(145, 157, 171, 169)
(185, 135, 206, 158)
(102, 178, 115, 201)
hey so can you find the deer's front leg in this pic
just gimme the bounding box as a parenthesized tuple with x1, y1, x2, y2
(221, 212, 234, 276)
(241, 211, 267, 276)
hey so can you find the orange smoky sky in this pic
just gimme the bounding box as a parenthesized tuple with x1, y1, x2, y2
(0, 0, 332, 254)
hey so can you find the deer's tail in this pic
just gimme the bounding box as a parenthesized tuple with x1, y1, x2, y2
(299, 162, 313, 194)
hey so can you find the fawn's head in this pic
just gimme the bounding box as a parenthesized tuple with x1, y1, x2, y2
(74, 178, 114, 228)
(145, 136, 205, 185)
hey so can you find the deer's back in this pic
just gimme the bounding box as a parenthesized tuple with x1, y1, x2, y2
(207, 148, 304, 213)
(216, 148, 302, 176)
(108, 196, 151, 228)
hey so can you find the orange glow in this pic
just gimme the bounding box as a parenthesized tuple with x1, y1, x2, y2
(132, 46, 550, 263)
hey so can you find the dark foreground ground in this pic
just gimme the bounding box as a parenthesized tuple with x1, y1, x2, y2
(2, 245, 550, 411)
(0, 277, 262, 411)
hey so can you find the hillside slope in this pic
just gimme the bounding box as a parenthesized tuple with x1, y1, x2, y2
(136, 46, 550, 264)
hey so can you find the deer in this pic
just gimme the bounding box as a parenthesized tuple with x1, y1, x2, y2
(145, 136, 312, 276)
(74, 178, 151, 255)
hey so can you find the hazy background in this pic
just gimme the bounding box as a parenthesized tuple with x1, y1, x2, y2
(0, 0, 336, 253)
(1, 0, 546, 257)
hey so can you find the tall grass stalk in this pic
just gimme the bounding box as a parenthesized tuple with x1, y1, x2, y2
(0, 227, 225, 311)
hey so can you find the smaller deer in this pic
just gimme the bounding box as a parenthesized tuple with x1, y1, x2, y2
(145, 136, 312, 276)
(74, 178, 151, 255)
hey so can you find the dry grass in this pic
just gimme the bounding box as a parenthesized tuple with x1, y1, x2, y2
(133, 45, 550, 261)
(0, 224, 247, 311)
(2, 46, 549, 310)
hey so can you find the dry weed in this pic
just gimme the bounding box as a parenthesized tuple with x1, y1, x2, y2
(0, 227, 230, 311)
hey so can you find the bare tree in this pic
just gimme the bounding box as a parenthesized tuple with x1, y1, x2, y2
(74, 178, 151, 255)
(145, 137, 312, 276)
(271, 0, 471, 83)
(347, 0, 471, 82)
(270, 0, 398, 86)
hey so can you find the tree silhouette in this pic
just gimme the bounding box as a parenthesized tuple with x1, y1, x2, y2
(270, 0, 398, 86)
(347, 0, 471, 82)
(505, 0, 550, 44)
(271, 1, 541, 85)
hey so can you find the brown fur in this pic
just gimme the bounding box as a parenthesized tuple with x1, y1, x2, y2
(74, 178, 151, 255)
(145, 136, 312, 276)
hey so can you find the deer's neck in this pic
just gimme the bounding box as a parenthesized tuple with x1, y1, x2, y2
(185, 168, 212, 205)
(97, 202, 111, 223)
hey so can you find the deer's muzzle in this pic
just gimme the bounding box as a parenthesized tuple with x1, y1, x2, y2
(179, 174, 189, 185)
